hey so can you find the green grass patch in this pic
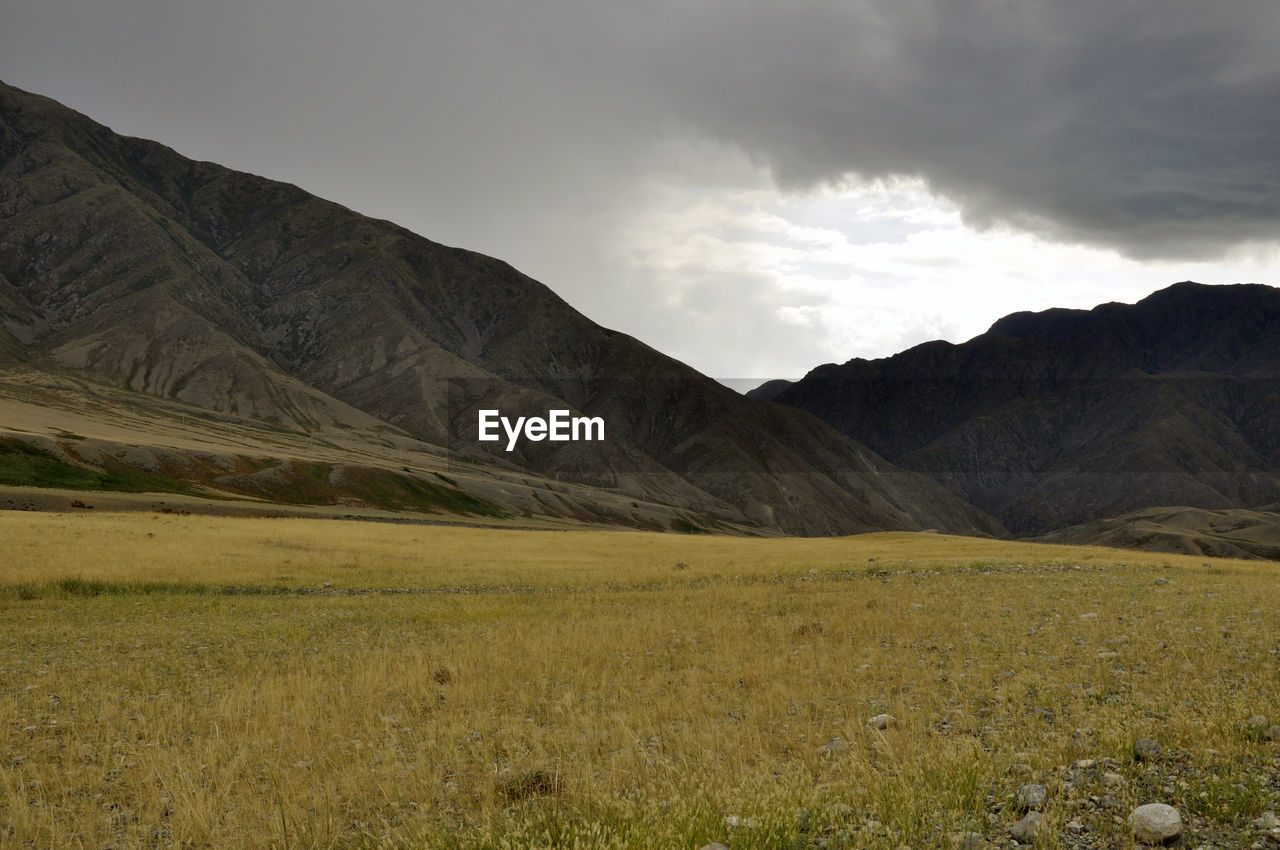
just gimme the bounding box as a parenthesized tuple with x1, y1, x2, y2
(342, 466, 507, 517)
(0, 578, 308, 601)
(0, 438, 505, 517)
(0, 437, 197, 495)
(671, 516, 711, 534)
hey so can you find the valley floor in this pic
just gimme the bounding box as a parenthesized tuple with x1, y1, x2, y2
(1, 515, 1278, 848)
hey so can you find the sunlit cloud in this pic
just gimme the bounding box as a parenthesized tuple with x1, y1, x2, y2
(616, 173, 1280, 381)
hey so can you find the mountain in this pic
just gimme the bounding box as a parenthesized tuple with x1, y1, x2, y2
(745, 378, 794, 402)
(770, 281, 1280, 534)
(0, 79, 1000, 537)
(1038, 506, 1280, 561)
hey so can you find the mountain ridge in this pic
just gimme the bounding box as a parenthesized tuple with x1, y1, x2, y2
(0, 79, 1000, 537)
(771, 281, 1280, 534)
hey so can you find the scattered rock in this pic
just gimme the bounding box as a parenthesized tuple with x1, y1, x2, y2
(1134, 738, 1163, 761)
(953, 832, 986, 849)
(1130, 803, 1182, 844)
(1009, 811, 1045, 844)
(866, 713, 898, 731)
(1252, 812, 1280, 830)
(1015, 784, 1047, 812)
(1103, 771, 1126, 788)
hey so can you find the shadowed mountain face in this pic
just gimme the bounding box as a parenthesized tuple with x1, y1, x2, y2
(1037, 506, 1280, 561)
(0, 80, 1000, 537)
(744, 378, 794, 402)
(772, 282, 1280, 534)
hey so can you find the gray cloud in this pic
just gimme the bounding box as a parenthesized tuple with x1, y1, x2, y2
(8, 1, 1277, 257)
(626, 0, 1280, 258)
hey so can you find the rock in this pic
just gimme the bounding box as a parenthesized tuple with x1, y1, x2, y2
(1015, 784, 1047, 811)
(1079, 612, 1098, 620)
(698, 844, 730, 850)
(818, 737, 846, 755)
(1247, 714, 1270, 731)
(866, 713, 898, 731)
(1134, 738, 1162, 761)
(1252, 811, 1280, 830)
(1130, 803, 1182, 844)
(1103, 771, 1126, 787)
(1009, 811, 1044, 844)
(953, 832, 986, 849)
(1267, 725, 1280, 741)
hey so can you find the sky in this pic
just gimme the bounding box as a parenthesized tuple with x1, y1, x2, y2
(3, 1, 1280, 384)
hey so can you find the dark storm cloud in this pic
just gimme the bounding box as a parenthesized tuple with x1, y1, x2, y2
(3, 1, 1278, 259)
(584, 0, 1280, 258)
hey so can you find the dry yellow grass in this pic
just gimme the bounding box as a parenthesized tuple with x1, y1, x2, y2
(2, 512, 1278, 849)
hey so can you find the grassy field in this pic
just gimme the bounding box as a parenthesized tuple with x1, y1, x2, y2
(2, 512, 1278, 849)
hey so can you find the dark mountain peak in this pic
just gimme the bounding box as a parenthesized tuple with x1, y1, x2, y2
(744, 378, 794, 401)
(986, 305, 1106, 340)
(1137, 279, 1274, 306)
(774, 280, 1280, 535)
(984, 281, 1280, 350)
(0, 79, 55, 114)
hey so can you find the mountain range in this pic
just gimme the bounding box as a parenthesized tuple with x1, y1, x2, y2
(0, 79, 997, 538)
(7, 78, 1280, 557)
(767, 281, 1280, 536)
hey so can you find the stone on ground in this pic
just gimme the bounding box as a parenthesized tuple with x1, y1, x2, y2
(1009, 811, 1044, 844)
(1130, 803, 1182, 844)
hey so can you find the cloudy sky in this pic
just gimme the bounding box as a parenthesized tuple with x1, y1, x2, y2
(4, 1, 1280, 383)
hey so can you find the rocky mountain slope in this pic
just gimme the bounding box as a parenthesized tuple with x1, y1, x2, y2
(1037, 505, 1280, 561)
(0, 79, 999, 536)
(769, 282, 1280, 534)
